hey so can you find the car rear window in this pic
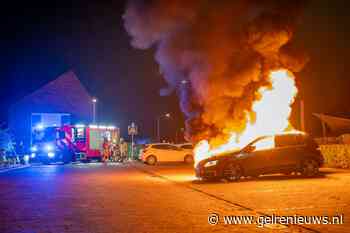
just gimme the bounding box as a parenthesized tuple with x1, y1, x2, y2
(305, 137, 319, 150)
(275, 135, 299, 147)
(152, 144, 181, 150)
(152, 144, 169, 150)
(275, 134, 314, 147)
(168, 145, 181, 150)
(181, 145, 193, 149)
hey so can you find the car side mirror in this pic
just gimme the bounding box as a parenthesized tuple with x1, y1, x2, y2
(243, 145, 255, 153)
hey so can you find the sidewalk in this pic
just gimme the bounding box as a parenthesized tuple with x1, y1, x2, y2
(0, 164, 31, 173)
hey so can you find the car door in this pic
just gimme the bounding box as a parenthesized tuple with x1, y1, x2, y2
(175, 146, 187, 161)
(181, 144, 193, 155)
(244, 149, 278, 175)
(240, 136, 277, 175)
(155, 144, 176, 162)
(152, 144, 168, 162)
(272, 135, 305, 172)
(167, 145, 184, 161)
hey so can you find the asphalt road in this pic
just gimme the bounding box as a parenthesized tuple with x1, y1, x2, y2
(0, 162, 349, 233)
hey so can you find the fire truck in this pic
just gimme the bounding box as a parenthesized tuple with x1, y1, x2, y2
(57, 124, 120, 162)
(31, 124, 119, 163)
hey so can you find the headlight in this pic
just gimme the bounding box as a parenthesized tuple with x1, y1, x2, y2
(204, 160, 218, 167)
(48, 152, 55, 158)
(31, 153, 36, 158)
(45, 144, 54, 152)
(31, 146, 38, 152)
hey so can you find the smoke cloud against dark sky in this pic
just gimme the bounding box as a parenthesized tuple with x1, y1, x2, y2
(1, 0, 350, 139)
(123, 0, 308, 143)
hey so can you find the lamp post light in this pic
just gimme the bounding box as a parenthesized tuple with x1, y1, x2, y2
(156, 113, 171, 142)
(92, 97, 97, 123)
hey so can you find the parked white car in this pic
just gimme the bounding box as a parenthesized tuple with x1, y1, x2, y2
(141, 143, 194, 165)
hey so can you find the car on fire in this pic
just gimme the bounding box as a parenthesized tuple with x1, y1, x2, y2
(141, 143, 194, 165)
(195, 133, 324, 181)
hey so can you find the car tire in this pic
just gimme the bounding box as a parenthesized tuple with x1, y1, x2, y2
(224, 163, 242, 182)
(301, 159, 319, 177)
(146, 155, 157, 165)
(184, 154, 193, 164)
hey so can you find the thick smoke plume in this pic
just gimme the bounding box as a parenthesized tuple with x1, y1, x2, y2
(123, 0, 308, 144)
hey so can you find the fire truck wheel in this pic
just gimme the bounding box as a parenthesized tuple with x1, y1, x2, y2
(146, 155, 157, 165)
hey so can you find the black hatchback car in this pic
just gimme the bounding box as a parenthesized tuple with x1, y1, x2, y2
(195, 133, 324, 181)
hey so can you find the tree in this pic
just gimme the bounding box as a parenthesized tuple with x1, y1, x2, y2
(0, 127, 16, 155)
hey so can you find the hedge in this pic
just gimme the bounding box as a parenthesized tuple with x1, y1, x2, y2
(319, 144, 350, 169)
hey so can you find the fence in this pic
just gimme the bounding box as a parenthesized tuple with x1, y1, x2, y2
(0, 154, 23, 169)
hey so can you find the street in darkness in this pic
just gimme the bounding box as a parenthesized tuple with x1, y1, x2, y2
(1, 1, 350, 233)
(0, 163, 348, 233)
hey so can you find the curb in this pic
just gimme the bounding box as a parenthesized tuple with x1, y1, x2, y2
(0, 165, 31, 173)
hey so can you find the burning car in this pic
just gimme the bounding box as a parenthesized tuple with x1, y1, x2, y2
(195, 133, 323, 181)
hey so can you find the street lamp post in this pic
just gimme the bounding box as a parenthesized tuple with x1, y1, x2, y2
(175, 127, 185, 144)
(92, 97, 97, 123)
(156, 113, 170, 142)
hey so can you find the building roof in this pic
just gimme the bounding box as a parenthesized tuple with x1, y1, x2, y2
(313, 113, 350, 132)
(10, 70, 93, 121)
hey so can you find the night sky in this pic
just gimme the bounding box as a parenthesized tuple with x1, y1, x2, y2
(0, 0, 350, 138)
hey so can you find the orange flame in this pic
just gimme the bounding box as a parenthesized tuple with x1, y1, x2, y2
(194, 69, 300, 166)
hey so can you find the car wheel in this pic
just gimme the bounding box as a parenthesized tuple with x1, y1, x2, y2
(184, 154, 193, 164)
(301, 159, 319, 177)
(223, 163, 242, 182)
(146, 155, 157, 165)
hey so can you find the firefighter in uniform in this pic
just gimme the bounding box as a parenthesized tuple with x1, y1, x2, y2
(102, 137, 110, 162)
(110, 139, 119, 162)
(120, 138, 128, 162)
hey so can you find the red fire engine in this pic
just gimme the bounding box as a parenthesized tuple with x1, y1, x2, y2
(57, 124, 120, 162)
